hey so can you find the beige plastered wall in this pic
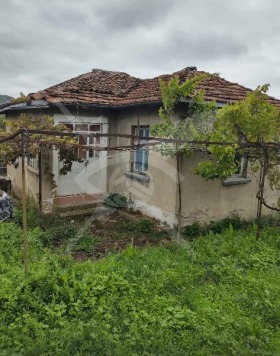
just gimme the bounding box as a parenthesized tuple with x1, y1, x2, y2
(5, 107, 278, 224)
(179, 153, 278, 225)
(107, 105, 179, 226)
(107, 105, 278, 226)
(7, 148, 53, 206)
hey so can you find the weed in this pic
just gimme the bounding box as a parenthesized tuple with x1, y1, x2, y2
(120, 218, 169, 239)
(127, 193, 137, 212)
(71, 233, 99, 255)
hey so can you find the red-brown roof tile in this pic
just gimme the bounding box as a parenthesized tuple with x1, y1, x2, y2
(30, 67, 280, 108)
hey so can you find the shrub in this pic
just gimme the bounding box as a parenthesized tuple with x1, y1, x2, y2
(183, 215, 253, 240)
(104, 193, 128, 209)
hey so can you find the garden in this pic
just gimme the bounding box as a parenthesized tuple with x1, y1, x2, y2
(0, 202, 279, 355)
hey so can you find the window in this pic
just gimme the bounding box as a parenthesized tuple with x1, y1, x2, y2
(0, 160, 7, 176)
(132, 126, 149, 172)
(233, 154, 248, 178)
(223, 154, 251, 186)
(63, 123, 101, 159)
(27, 155, 39, 171)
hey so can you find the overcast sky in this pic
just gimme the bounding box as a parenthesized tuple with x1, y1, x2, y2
(1, 0, 280, 99)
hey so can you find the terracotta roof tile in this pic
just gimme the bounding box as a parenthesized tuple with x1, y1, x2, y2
(27, 67, 280, 108)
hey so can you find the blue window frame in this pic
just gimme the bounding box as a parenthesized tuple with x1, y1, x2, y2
(133, 126, 149, 172)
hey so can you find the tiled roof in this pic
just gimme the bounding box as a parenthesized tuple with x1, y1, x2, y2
(20, 67, 280, 108)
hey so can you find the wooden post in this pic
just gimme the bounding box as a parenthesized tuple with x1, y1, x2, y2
(38, 146, 42, 212)
(256, 156, 267, 240)
(21, 133, 28, 278)
(176, 146, 183, 242)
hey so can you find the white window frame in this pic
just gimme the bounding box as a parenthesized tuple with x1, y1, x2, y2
(27, 155, 39, 171)
(63, 123, 101, 160)
(132, 126, 149, 173)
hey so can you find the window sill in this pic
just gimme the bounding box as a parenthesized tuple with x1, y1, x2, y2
(125, 172, 150, 183)
(222, 177, 251, 186)
(26, 166, 39, 176)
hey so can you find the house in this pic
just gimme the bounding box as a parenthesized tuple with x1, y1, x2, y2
(1, 67, 279, 226)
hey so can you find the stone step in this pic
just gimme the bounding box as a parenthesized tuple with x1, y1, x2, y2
(59, 205, 115, 218)
(54, 200, 103, 213)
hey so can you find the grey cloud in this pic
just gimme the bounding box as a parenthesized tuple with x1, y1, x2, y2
(95, 0, 173, 30)
(1, 0, 280, 99)
(38, 7, 89, 29)
(164, 33, 248, 62)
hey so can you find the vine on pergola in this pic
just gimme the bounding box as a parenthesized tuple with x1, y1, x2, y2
(151, 74, 280, 240)
(150, 73, 217, 240)
(194, 84, 280, 239)
(0, 114, 83, 175)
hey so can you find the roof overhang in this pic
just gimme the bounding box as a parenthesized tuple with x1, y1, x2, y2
(0, 98, 226, 114)
(0, 100, 49, 114)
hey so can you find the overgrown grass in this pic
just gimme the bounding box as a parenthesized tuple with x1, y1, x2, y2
(183, 214, 280, 240)
(13, 199, 97, 253)
(0, 221, 279, 355)
(119, 218, 169, 239)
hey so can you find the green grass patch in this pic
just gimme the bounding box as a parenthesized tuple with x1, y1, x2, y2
(183, 215, 280, 240)
(0, 222, 280, 355)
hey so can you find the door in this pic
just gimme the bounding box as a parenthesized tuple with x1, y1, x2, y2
(58, 123, 102, 196)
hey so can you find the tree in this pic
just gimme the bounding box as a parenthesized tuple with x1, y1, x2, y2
(194, 85, 280, 239)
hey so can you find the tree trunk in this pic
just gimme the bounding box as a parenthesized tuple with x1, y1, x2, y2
(256, 154, 268, 240)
